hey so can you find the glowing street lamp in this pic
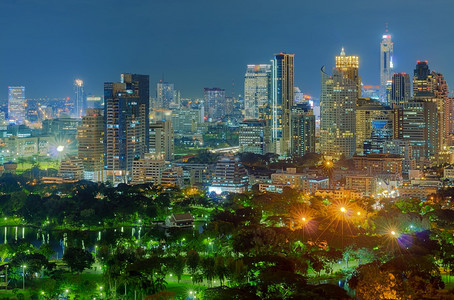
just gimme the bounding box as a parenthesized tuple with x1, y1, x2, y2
(21, 265, 26, 289)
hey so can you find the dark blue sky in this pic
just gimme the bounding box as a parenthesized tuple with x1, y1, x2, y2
(1, 0, 454, 100)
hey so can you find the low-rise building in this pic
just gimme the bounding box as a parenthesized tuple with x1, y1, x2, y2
(314, 188, 363, 200)
(353, 154, 403, 176)
(345, 175, 376, 196)
(165, 213, 194, 228)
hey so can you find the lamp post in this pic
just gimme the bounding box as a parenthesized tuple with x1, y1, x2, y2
(340, 207, 347, 249)
(21, 265, 26, 290)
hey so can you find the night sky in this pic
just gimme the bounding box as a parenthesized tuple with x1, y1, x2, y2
(1, 0, 454, 100)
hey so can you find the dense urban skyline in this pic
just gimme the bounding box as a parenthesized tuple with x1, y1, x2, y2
(2, 0, 454, 99)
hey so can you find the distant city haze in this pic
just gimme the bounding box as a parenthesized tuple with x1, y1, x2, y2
(1, 0, 454, 99)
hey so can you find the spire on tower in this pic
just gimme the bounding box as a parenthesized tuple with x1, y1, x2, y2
(385, 22, 389, 33)
(340, 47, 345, 56)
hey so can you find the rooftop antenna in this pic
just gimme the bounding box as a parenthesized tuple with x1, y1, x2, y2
(385, 22, 389, 33)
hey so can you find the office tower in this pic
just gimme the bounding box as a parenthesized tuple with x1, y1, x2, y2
(8, 86, 26, 124)
(149, 120, 174, 161)
(320, 48, 359, 159)
(356, 99, 393, 155)
(413, 61, 436, 98)
(104, 74, 149, 183)
(74, 79, 86, 118)
(171, 108, 201, 133)
(204, 88, 226, 120)
(77, 109, 104, 182)
(390, 73, 411, 107)
(239, 119, 270, 155)
(363, 116, 393, 154)
(25, 99, 39, 123)
(290, 103, 316, 157)
(271, 53, 294, 155)
(380, 28, 393, 103)
(156, 81, 174, 109)
(432, 71, 453, 151)
(401, 100, 438, 161)
(131, 154, 166, 185)
(244, 64, 271, 120)
(209, 155, 248, 194)
(335, 48, 361, 97)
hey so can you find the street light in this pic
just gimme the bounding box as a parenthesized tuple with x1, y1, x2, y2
(21, 265, 26, 289)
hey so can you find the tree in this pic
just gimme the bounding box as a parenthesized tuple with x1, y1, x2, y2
(63, 247, 94, 273)
(201, 257, 216, 286)
(186, 250, 200, 280)
(170, 255, 185, 283)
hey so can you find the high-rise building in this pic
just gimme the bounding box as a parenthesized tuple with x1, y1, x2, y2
(149, 120, 174, 161)
(8, 86, 26, 124)
(290, 103, 316, 157)
(401, 100, 438, 161)
(209, 155, 248, 194)
(244, 64, 271, 120)
(131, 154, 166, 185)
(390, 73, 411, 107)
(204, 88, 226, 121)
(77, 108, 105, 182)
(335, 48, 361, 97)
(320, 48, 359, 159)
(271, 53, 294, 155)
(432, 71, 454, 149)
(380, 28, 394, 103)
(413, 61, 436, 98)
(156, 81, 174, 109)
(74, 79, 86, 119)
(356, 99, 393, 155)
(239, 119, 270, 155)
(104, 74, 149, 183)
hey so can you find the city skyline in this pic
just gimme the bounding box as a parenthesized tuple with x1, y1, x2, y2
(2, 0, 454, 99)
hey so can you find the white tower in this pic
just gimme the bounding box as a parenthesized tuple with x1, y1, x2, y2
(380, 25, 393, 104)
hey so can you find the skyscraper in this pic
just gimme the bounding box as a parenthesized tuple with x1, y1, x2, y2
(271, 53, 294, 155)
(390, 73, 411, 107)
(380, 28, 393, 103)
(401, 100, 438, 161)
(156, 81, 174, 109)
(244, 64, 271, 120)
(204, 88, 226, 120)
(77, 108, 104, 182)
(74, 79, 86, 119)
(290, 103, 315, 157)
(239, 119, 270, 155)
(413, 61, 435, 98)
(8, 86, 25, 124)
(320, 48, 359, 159)
(149, 120, 174, 161)
(104, 73, 149, 183)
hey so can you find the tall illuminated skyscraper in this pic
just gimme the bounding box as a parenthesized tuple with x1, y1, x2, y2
(78, 108, 104, 182)
(156, 81, 174, 109)
(380, 27, 393, 103)
(390, 73, 411, 107)
(413, 61, 436, 98)
(104, 73, 149, 184)
(74, 79, 86, 119)
(8, 86, 26, 124)
(271, 53, 294, 155)
(244, 64, 271, 120)
(204, 88, 226, 120)
(320, 48, 359, 159)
